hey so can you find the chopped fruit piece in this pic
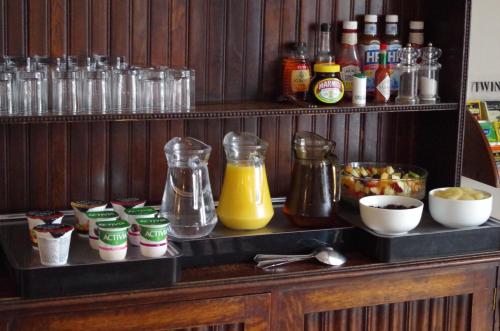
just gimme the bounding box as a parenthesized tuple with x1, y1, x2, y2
(360, 167, 369, 177)
(386, 166, 395, 174)
(391, 173, 401, 179)
(370, 187, 381, 195)
(380, 172, 389, 180)
(408, 171, 420, 178)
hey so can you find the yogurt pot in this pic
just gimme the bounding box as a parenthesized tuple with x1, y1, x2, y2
(70, 200, 108, 237)
(86, 210, 119, 250)
(137, 218, 170, 258)
(33, 224, 74, 266)
(125, 207, 157, 246)
(111, 198, 146, 220)
(96, 220, 130, 261)
(26, 210, 64, 249)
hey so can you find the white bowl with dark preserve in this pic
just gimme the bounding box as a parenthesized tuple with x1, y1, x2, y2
(111, 198, 146, 220)
(429, 187, 493, 229)
(359, 195, 424, 236)
(341, 162, 427, 205)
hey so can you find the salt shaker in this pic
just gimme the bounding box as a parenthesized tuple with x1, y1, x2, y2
(418, 43, 442, 103)
(395, 44, 420, 104)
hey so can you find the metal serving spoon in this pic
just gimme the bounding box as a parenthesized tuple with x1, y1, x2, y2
(254, 246, 346, 269)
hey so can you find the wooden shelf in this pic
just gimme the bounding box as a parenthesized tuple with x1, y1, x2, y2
(0, 101, 459, 124)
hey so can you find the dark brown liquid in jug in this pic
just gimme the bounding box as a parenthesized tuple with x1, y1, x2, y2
(283, 131, 341, 228)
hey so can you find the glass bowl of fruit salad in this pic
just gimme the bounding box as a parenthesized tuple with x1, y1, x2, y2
(341, 162, 428, 205)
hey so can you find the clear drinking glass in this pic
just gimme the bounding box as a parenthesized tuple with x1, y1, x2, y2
(15, 70, 48, 115)
(140, 68, 168, 111)
(171, 69, 195, 111)
(0, 72, 14, 114)
(160, 137, 217, 239)
(52, 70, 81, 114)
(112, 67, 141, 112)
(80, 69, 111, 113)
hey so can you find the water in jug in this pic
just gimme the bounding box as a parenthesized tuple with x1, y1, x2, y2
(283, 131, 341, 227)
(217, 132, 274, 230)
(160, 137, 217, 238)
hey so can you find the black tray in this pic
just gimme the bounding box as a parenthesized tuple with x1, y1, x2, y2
(174, 207, 355, 268)
(0, 220, 181, 298)
(341, 209, 500, 262)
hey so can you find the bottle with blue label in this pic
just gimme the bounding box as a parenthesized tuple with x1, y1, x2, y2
(358, 15, 380, 96)
(383, 15, 402, 96)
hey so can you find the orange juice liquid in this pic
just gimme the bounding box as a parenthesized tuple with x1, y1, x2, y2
(217, 163, 274, 230)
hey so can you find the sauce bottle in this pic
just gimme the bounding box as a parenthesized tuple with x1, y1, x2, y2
(375, 43, 391, 103)
(281, 42, 311, 101)
(359, 15, 381, 97)
(383, 15, 402, 96)
(316, 23, 335, 64)
(337, 21, 361, 98)
(409, 21, 425, 48)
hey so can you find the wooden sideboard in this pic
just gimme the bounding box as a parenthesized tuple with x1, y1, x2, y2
(0, 252, 499, 331)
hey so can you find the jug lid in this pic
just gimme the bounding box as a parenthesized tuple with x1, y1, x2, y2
(293, 131, 336, 160)
(223, 132, 268, 162)
(164, 137, 211, 165)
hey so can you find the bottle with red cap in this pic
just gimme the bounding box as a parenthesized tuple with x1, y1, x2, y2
(375, 43, 391, 103)
(337, 21, 361, 98)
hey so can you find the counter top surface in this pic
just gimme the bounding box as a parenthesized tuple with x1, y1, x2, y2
(2, 249, 500, 307)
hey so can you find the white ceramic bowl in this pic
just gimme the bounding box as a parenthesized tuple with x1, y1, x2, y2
(429, 188, 493, 228)
(359, 195, 424, 235)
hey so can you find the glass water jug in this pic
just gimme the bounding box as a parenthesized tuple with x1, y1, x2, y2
(283, 132, 341, 227)
(217, 132, 274, 230)
(160, 137, 217, 238)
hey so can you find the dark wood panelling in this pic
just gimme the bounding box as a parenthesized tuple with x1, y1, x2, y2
(304, 295, 472, 331)
(0, 0, 467, 212)
(0, 113, 401, 212)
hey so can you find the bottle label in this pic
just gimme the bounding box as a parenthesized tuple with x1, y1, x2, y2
(364, 23, 377, 35)
(359, 43, 380, 91)
(376, 75, 391, 101)
(313, 78, 344, 104)
(385, 23, 398, 36)
(340, 65, 361, 92)
(387, 43, 402, 91)
(409, 32, 424, 46)
(341, 33, 357, 46)
(291, 64, 311, 93)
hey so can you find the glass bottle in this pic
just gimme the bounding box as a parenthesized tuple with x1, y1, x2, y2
(337, 21, 361, 98)
(217, 132, 274, 230)
(281, 42, 311, 101)
(418, 43, 442, 103)
(396, 44, 420, 104)
(160, 137, 217, 239)
(375, 43, 390, 103)
(283, 132, 341, 228)
(409, 21, 425, 49)
(384, 15, 402, 96)
(316, 23, 335, 64)
(359, 14, 381, 97)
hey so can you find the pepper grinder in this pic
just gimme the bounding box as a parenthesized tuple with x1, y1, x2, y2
(418, 43, 442, 103)
(395, 44, 420, 104)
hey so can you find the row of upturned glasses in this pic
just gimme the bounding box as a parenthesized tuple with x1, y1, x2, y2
(0, 55, 195, 116)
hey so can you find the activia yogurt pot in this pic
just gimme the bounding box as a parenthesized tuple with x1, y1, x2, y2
(96, 220, 130, 261)
(111, 198, 146, 220)
(70, 200, 108, 237)
(125, 207, 157, 246)
(26, 210, 64, 249)
(86, 210, 119, 250)
(137, 218, 170, 258)
(33, 224, 74, 266)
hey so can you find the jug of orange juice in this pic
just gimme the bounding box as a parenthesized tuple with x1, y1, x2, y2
(217, 132, 274, 230)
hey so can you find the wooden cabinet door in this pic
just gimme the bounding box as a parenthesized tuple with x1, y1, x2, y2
(2, 294, 270, 331)
(277, 263, 496, 331)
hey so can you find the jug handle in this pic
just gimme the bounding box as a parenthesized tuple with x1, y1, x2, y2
(188, 156, 202, 210)
(251, 154, 262, 204)
(328, 152, 341, 202)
